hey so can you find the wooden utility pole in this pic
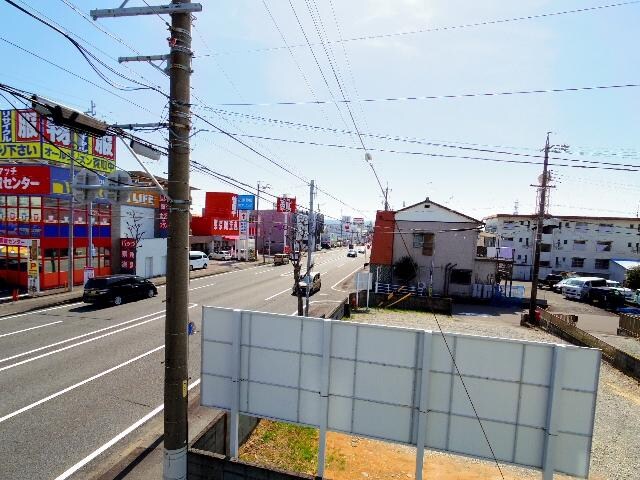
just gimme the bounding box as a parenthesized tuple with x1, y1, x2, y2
(529, 133, 551, 324)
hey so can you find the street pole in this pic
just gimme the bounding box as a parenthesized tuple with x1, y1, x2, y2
(68, 135, 75, 291)
(87, 199, 93, 268)
(305, 180, 315, 316)
(164, 1, 192, 477)
(384, 183, 389, 211)
(529, 133, 550, 324)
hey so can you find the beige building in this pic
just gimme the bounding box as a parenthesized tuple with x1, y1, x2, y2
(372, 199, 482, 296)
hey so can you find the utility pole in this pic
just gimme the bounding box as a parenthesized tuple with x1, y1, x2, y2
(305, 180, 315, 316)
(529, 133, 551, 324)
(384, 182, 389, 211)
(68, 136, 75, 292)
(91, 2, 201, 479)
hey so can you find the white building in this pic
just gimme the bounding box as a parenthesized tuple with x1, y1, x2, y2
(484, 214, 640, 280)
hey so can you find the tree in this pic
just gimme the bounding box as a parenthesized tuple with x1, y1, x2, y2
(286, 213, 309, 316)
(626, 266, 640, 290)
(394, 255, 418, 284)
(125, 210, 146, 271)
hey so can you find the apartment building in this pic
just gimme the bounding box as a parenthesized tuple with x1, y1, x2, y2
(484, 214, 640, 280)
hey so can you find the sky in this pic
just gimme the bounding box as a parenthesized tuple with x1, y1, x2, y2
(0, 0, 638, 222)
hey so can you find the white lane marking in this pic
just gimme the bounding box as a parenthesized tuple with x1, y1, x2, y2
(264, 287, 292, 301)
(331, 265, 363, 292)
(0, 303, 83, 323)
(0, 345, 165, 425)
(336, 263, 345, 268)
(189, 282, 216, 291)
(0, 309, 165, 364)
(0, 321, 63, 338)
(0, 317, 161, 373)
(0, 304, 198, 373)
(52, 378, 201, 480)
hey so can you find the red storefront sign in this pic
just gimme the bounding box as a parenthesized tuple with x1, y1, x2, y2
(120, 238, 137, 274)
(0, 165, 51, 194)
(277, 197, 297, 213)
(211, 218, 240, 236)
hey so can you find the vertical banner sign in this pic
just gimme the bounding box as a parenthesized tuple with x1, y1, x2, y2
(158, 195, 169, 238)
(27, 239, 40, 294)
(276, 197, 297, 213)
(239, 211, 249, 260)
(120, 238, 137, 274)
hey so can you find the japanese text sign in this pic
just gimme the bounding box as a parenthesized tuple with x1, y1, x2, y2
(277, 197, 297, 213)
(0, 165, 51, 195)
(158, 195, 169, 237)
(120, 238, 137, 274)
(0, 109, 116, 174)
(236, 194, 255, 211)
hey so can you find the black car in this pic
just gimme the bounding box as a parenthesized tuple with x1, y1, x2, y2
(83, 275, 158, 306)
(540, 274, 564, 289)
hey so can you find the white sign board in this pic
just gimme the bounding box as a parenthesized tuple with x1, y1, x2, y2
(201, 307, 600, 479)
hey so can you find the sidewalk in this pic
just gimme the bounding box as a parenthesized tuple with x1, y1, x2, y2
(0, 260, 261, 318)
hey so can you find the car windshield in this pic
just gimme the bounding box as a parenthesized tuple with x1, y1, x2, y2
(591, 279, 606, 287)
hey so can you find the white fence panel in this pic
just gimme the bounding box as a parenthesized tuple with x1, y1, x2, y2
(201, 306, 601, 479)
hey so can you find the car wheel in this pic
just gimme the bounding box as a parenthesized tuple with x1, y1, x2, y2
(203, 263, 208, 269)
(113, 295, 123, 306)
(189, 265, 194, 271)
(147, 288, 155, 298)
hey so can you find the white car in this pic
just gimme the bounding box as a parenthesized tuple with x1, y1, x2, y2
(209, 250, 232, 261)
(607, 280, 635, 302)
(552, 278, 574, 293)
(189, 251, 208, 270)
(562, 277, 606, 300)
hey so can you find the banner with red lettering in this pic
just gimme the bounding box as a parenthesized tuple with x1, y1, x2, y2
(120, 238, 137, 274)
(277, 197, 296, 213)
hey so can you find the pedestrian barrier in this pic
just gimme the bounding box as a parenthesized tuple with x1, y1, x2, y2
(618, 312, 640, 338)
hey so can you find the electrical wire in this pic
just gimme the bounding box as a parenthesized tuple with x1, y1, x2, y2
(200, 0, 640, 57)
(211, 82, 640, 107)
(198, 130, 640, 172)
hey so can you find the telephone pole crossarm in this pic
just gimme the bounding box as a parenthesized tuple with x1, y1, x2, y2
(90, 3, 201, 20)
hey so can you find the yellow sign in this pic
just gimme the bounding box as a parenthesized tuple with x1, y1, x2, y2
(0, 109, 117, 174)
(28, 260, 38, 277)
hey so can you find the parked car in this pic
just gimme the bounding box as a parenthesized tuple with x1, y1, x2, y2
(347, 249, 357, 258)
(562, 277, 607, 300)
(83, 275, 157, 306)
(293, 272, 321, 295)
(606, 280, 635, 302)
(209, 250, 232, 261)
(552, 278, 574, 293)
(273, 253, 290, 266)
(189, 251, 209, 270)
(586, 286, 626, 310)
(634, 289, 640, 305)
(540, 274, 563, 289)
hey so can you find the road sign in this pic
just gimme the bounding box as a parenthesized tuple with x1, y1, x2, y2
(277, 196, 297, 213)
(239, 221, 248, 235)
(237, 194, 255, 210)
(239, 211, 248, 221)
(353, 217, 364, 224)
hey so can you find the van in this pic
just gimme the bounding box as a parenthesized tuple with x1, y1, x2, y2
(293, 271, 321, 295)
(189, 251, 208, 270)
(273, 253, 289, 266)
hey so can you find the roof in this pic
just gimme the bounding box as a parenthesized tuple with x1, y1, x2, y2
(485, 213, 640, 222)
(396, 198, 481, 223)
(611, 259, 640, 270)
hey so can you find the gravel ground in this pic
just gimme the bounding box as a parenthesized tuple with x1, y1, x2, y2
(349, 308, 640, 480)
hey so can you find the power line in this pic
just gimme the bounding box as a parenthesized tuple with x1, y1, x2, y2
(210, 82, 640, 107)
(198, 0, 640, 57)
(207, 108, 640, 169)
(199, 130, 640, 172)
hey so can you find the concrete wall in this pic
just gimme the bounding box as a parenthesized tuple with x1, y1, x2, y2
(135, 237, 167, 278)
(473, 258, 497, 284)
(393, 220, 478, 296)
(188, 450, 312, 480)
(121, 205, 156, 240)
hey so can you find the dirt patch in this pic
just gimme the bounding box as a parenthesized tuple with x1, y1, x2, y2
(240, 420, 583, 479)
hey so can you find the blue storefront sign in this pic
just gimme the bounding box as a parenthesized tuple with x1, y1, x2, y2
(237, 194, 255, 210)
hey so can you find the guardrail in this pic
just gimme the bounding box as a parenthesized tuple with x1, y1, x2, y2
(618, 313, 640, 337)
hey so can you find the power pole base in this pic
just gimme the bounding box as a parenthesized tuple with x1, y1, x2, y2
(163, 446, 187, 480)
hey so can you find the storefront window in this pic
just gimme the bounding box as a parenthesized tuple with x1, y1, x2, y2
(74, 256, 86, 269)
(30, 197, 41, 207)
(7, 196, 17, 207)
(44, 197, 58, 223)
(44, 248, 58, 273)
(0, 196, 5, 206)
(74, 247, 87, 257)
(19, 207, 29, 222)
(18, 196, 29, 207)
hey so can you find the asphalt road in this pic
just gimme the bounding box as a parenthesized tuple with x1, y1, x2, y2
(0, 247, 363, 480)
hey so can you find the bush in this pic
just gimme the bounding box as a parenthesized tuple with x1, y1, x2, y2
(626, 266, 640, 290)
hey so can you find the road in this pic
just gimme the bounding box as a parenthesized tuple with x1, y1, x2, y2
(0, 248, 362, 480)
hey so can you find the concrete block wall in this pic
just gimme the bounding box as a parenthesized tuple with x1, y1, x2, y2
(188, 450, 313, 480)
